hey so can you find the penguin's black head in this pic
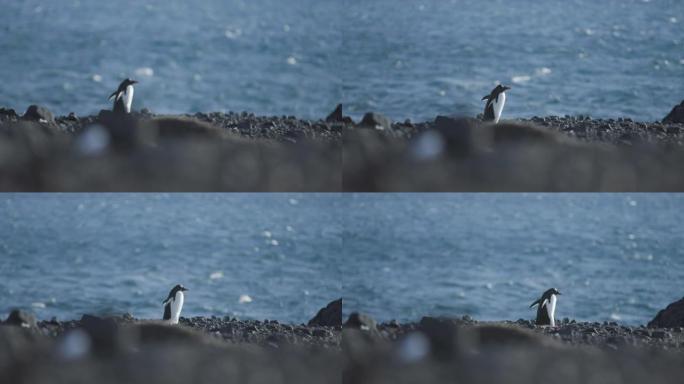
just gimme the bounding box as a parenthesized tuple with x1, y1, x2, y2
(123, 78, 138, 86)
(496, 84, 511, 92)
(169, 284, 188, 295)
(547, 288, 561, 296)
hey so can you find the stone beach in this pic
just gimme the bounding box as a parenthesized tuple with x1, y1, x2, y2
(0, 299, 342, 384)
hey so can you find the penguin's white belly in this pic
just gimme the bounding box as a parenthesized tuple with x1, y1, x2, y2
(123, 85, 134, 113)
(546, 294, 557, 327)
(492, 92, 506, 123)
(169, 291, 184, 324)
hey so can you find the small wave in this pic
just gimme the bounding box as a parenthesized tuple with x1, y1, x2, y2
(209, 271, 223, 280)
(511, 75, 531, 84)
(134, 67, 154, 77)
(286, 56, 298, 66)
(224, 28, 242, 40)
(535, 67, 552, 76)
(238, 294, 252, 304)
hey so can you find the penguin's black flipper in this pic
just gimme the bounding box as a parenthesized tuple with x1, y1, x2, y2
(163, 303, 171, 320)
(481, 95, 491, 101)
(529, 298, 542, 308)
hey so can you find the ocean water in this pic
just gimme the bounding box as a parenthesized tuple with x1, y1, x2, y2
(0, 194, 342, 323)
(1, 194, 683, 325)
(341, 194, 684, 326)
(1, 0, 682, 122)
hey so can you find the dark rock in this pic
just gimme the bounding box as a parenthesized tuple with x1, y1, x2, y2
(325, 104, 343, 122)
(648, 297, 684, 328)
(308, 298, 342, 327)
(4, 309, 37, 328)
(358, 112, 391, 130)
(663, 100, 684, 123)
(22, 105, 54, 123)
(0, 107, 18, 119)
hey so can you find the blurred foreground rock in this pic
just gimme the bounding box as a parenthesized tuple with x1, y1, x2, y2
(343, 314, 684, 384)
(0, 311, 341, 384)
(1, 107, 684, 191)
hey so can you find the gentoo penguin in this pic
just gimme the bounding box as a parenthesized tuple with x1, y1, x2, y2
(162, 284, 188, 324)
(109, 78, 138, 114)
(529, 288, 561, 326)
(481, 84, 510, 123)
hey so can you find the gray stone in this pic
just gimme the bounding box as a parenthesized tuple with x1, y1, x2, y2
(4, 309, 37, 328)
(359, 112, 391, 130)
(23, 105, 54, 123)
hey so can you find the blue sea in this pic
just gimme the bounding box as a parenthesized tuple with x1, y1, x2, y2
(1, 194, 683, 325)
(0, 194, 342, 323)
(1, 0, 682, 122)
(340, 194, 684, 325)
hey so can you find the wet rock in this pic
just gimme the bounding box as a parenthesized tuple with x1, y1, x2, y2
(308, 298, 342, 327)
(22, 105, 54, 123)
(663, 100, 684, 123)
(358, 112, 391, 130)
(4, 310, 37, 328)
(649, 296, 684, 328)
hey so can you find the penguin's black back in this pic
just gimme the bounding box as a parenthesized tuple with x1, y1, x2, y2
(535, 303, 551, 325)
(483, 101, 495, 121)
(112, 97, 126, 114)
(163, 303, 171, 320)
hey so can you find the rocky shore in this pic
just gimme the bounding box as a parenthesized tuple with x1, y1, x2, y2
(2, 102, 684, 191)
(0, 299, 342, 384)
(3, 297, 684, 383)
(343, 313, 684, 384)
